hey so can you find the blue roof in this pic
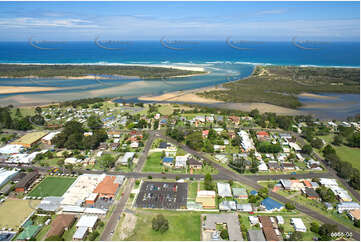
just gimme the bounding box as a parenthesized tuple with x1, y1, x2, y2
(261, 197, 284, 210)
(250, 190, 258, 195)
(162, 157, 174, 163)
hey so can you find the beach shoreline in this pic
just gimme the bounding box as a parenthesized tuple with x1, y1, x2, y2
(0, 86, 59, 94)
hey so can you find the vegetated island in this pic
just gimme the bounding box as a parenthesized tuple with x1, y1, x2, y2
(0, 64, 206, 79)
(197, 65, 360, 109)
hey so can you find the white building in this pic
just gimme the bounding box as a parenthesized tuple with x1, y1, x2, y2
(76, 215, 98, 232)
(0, 168, 18, 187)
(291, 218, 307, 232)
(336, 202, 360, 213)
(319, 178, 338, 188)
(0, 144, 24, 155)
(217, 183, 232, 197)
(121, 152, 135, 165)
(175, 156, 187, 169)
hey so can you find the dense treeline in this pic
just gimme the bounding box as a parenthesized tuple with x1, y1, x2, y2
(59, 97, 108, 108)
(0, 64, 204, 78)
(52, 119, 108, 150)
(0, 107, 40, 131)
(199, 66, 360, 108)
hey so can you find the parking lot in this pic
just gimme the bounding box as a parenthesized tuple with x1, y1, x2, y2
(135, 181, 188, 209)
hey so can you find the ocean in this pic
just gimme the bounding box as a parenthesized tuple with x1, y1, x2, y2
(0, 41, 359, 119)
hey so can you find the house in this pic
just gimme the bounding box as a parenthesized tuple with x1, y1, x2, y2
(237, 203, 252, 212)
(302, 188, 320, 200)
(268, 162, 281, 171)
(46, 214, 75, 239)
(291, 218, 307, 232)
(303, 180, 312, 188)
(261, 198, 284, 212)
(259, 216, 273, 228)
(213, 145, 225, 152)
(262, 227, 280, 241)
(276, 216, 284, 225)
(202, 130, 209, 138)
(289, 142, 302, 152)
(256, 131, 270, 141)
(187, 158, 202, 170)
(248, 216, 259, 225)
(0, 168, 19, 187)
(64, 157, 81, 165)
(258, 162, 268, 172)
(15, 171, 39, 192)
(319, 178, 338, 188)
(348, 209, 360, 221)
(330, 187, 353, 202)
(248, 230, 266, 241)
(121, 152, 135, 165)
(175, 156, 187, 169)
(12, 131, 48, 148)
(93, 175, 123, 199)
(162, 157, 174, 167)
(73, 226, 88, 241)
(219, 200, 237, 211)
(0, 144, 24, 155)
(217, 183, 232, 197)
(159, 142, 170, 149)
(195, 190, 216, 208)
(337, 202, 360, 213)
(229, 116, 240, 125)
(324, 202, 333, 211)
(281, 162, 296, 171)
(232, 188, 248, 199)
(76, 215, 98, 232)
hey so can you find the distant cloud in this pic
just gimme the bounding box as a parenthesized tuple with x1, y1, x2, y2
(0, 17, 98, 28)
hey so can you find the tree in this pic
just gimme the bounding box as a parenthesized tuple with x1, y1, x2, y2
(204, 173, 213, 190)
(35, 106, 42, 114)
(88, 231, 99, 241)
(354, 219, 360, 228)
(100, 154, 116, 169)
(152, 214, 169, 233)
(87, 115, 103, 130)
(220, 229, 229, 240)
(310, 222, 320, 233)
(311, 138, 323, 149)
(318, 224, 338, 241)
(186, 131, 203, 151)
(285, 202, 296, 210)
(316, 186, 336, 203)
(258, 187, 269, 198)
(31, 114, 45, 125)
(332, 135, 343, 146)
(322, 144, 336, 156)
(347, 132, 360, 147)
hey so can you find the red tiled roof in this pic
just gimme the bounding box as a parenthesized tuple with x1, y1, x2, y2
(303, 180, 312, 188)
(93, 176, 120, 195)
(257, 131, 269, 136)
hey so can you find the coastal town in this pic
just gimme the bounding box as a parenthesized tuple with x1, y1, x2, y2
(0, 99, 359, 241)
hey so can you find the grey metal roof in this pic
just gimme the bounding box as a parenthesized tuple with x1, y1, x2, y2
(248, 230, 266, 241)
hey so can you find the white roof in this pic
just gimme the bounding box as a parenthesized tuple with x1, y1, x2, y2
(319, 178, 338, 187)
(0, 144, 24, 154)
(217, 183, 232, 197)
(276, 216, 284, 224)
(289, 142, 302, 151)
(42, 131, 60, 141)
(291, 218, 306, 231)
(0, 168, 18, 187)
(73, 226, 88, 240)
(121, 152, 135, 164)
(76, 215, 98, 228)
(86, 193, 98, 201)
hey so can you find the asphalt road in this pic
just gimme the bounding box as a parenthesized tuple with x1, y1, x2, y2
(156, 131, 360, 240)
(100, 131, 155, 241)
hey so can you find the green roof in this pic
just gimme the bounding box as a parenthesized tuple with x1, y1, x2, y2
(17, 225, 41, 240)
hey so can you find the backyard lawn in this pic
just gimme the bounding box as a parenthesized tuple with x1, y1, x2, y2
(333, 145, 360, 171)
(126, 210, 201, 241)
(0, 199, 40, 229)
(28, 176, 76, 197)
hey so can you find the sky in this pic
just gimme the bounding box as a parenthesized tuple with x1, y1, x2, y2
(0, 1, 359, 41)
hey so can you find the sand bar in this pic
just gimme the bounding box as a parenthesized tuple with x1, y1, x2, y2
(0, 86, 58, 94)
(299, 92, 339, 100)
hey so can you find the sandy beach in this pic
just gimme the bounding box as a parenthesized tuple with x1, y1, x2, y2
(0, 86, 58, 94)
(299, 92, 339, 100)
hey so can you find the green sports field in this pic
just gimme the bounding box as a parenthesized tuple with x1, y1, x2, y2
(28, 176, 76, 197)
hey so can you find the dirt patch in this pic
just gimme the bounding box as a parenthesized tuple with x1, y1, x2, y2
(117, 211, 137, 240)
